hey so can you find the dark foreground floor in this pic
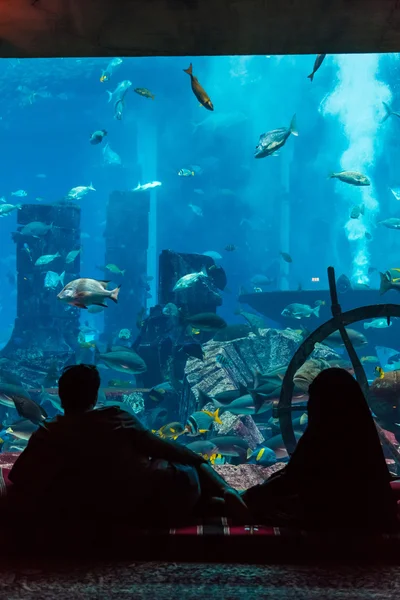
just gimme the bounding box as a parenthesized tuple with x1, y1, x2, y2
(2, 561, 400, 599)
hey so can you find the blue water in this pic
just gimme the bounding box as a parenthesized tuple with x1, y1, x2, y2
(1, 54, 400, 461)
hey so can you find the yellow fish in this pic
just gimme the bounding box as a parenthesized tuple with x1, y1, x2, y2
(375, 366, 385, 379)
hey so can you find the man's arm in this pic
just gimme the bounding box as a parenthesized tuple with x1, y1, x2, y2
(133, 429, 206, 466)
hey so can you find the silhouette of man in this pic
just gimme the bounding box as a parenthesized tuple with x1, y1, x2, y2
(8, 364, 248, 524)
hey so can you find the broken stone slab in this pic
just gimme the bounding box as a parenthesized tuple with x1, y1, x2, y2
(203, 401, 264, 450)
(185, 327, 340, 408)
(214, 463, 286, 491)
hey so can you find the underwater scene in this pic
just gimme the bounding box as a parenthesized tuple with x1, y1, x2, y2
(1, 53, 400, 484)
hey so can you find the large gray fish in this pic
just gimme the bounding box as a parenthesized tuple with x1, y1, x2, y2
(57, 278, 120, 309)
(307, 54, 326, 82)
(254, 115, 298, 158)
(96, 346, 147, 374)
(20, 221, 52, 237)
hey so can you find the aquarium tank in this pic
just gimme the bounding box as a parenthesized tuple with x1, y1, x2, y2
(1, 53, 400, 484)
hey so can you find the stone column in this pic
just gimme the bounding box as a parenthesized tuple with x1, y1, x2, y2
(2, 203, 81, 384)
(103, 190, 150, 340)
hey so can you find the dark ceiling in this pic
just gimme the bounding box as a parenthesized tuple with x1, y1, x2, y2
(0, 0, 399, 58)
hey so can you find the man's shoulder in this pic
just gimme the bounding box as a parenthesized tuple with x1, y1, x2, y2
(93, 406, 146, 430)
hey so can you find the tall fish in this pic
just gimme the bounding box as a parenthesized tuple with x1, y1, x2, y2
(57, 278, 120, 309)
(307, 54, 326, 82)
(254, 115, 298, 158)
(183, 63, 214, 111)
(106, 80, 132, 120)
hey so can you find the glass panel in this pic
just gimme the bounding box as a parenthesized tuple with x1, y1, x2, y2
(0, 54, 399, 490)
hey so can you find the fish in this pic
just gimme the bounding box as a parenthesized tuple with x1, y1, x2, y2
(132, 181, 162, 192)
(207, 264, 227, 291)
(118, 328, 131, 340)
(173, 268, 208, 291)
(215, 353, 231, 368)
(213, 324, 251, 341)
(281, 303, 320, 320)
(390, 187, 400, 200)
(264, 432, 303, 460)
(185, 313, 227, 331)
(88, 305, 105, 314)
(325, 328, 367, 348)
(247, 446, 277, 466)
(39, 386, 62, 411)
(65, 249, 81, 264)
(67, 183, 95, 200)
(103, 143, 121, 166)
(250, 274, 274, 286)
(186, 440, 219, 456)
(149, 382, 174, 403)
(280, 251, 292, 263)
(35, 251, 60, 266)
(208, 436, 249, 458)
(5, 419, 38, 441)
(96, 347, 147, 374)
(379, 218, 400, 230)
(106, 80, 132, 120)
(0, 203, 21, 217)
(379, 269, 400, 295)
(13, 394, 47, 425)
(177, 342, 204, 361)
(105, 263, 125, 276)
(100, 57, 123, 83)
(57, 278, 120, 309)
(203, 251, 222, 261)
(235, 309, 266, 330)
(364, 318, 392, 330)
(329, 171, 370, 186)
(382, 101, 400, 122)
(375, 366, 385, 379)
(162, 303, 179, 317)
(108, 379, 136, 388)
(185, 409, 222, 435)
(0, 382, 33, 410)
(360, 356, 380, 364)
(178, 168, 195, 177)
(89, 129, 107, 145)
(158, 422, 186, 440)
(307, 53, 326, 82)
(225, 244, 236, 252)
(44, 270, 65, 290)
(254, 114, 298, 158)
(336, 274, 352, 294)
(183, 63, 214, 111)
(19, 221, 52, 237)
(213, 394, 257, 416)
(11, 190, 27, 197)
(365, 231, 373, 240)
(350, 204, 365, 219)
(188, 203, 203, 216)
(134, 87, 155, 100)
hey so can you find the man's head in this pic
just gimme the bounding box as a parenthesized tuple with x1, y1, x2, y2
(58, 364, 100, 414)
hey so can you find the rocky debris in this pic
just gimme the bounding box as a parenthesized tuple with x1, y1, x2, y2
(214, 462, 285, 490)
(185, 327, 340, 404)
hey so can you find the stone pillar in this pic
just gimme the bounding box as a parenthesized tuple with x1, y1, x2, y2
(103, 190, 150, 340)
(2, 203, 81, 384)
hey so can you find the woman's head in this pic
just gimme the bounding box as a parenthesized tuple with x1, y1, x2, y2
(307, 368, 370, 431)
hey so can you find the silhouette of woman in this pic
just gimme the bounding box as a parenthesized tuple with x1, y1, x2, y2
(243, 368, 398, 530)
